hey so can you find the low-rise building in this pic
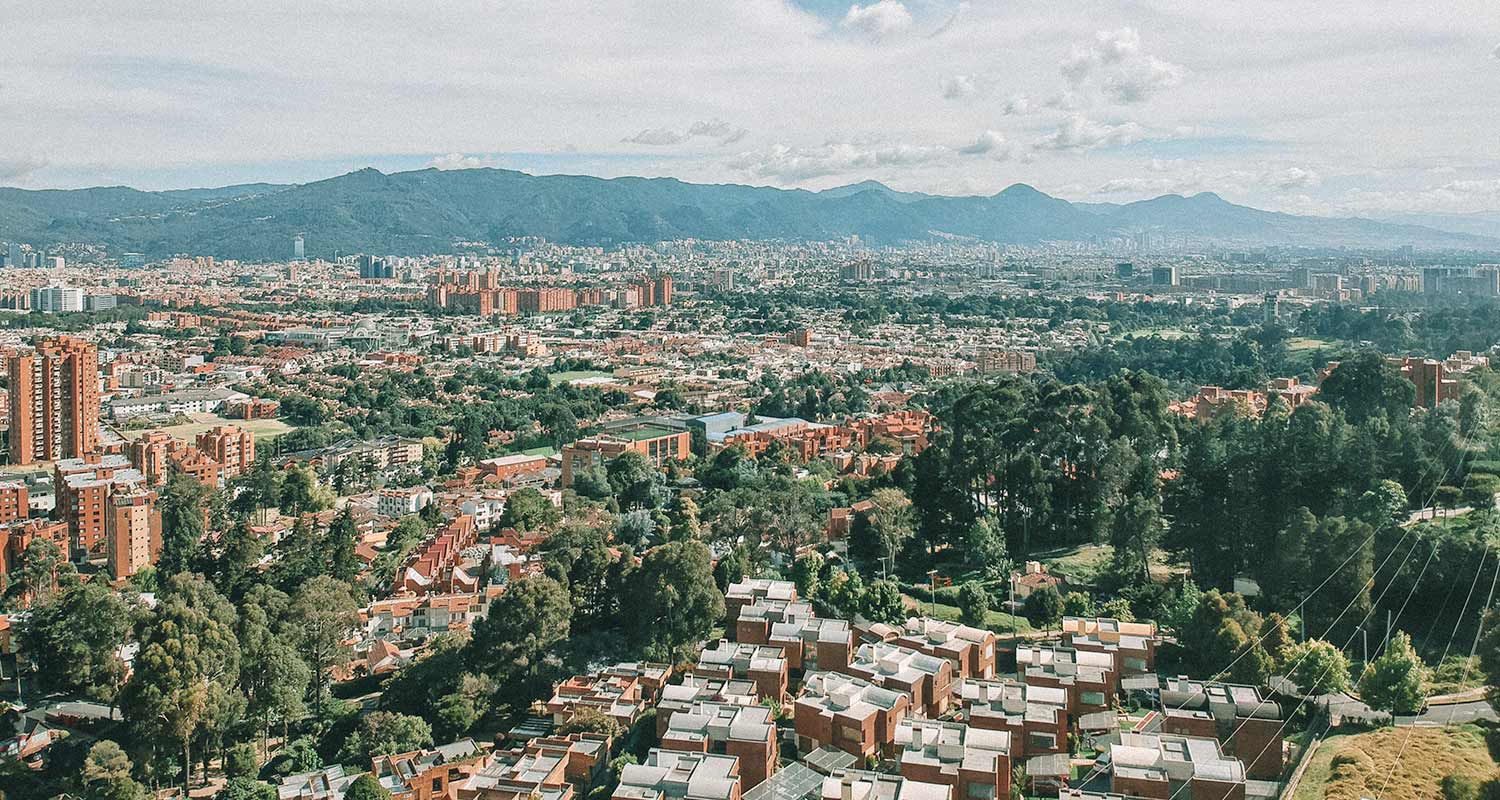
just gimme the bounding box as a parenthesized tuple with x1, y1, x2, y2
(694, 641, 789, 702)
(795, 672, 910, 760)
(894, 719, 1013, 800)
(845, 642, 954, 719)
(661, 702, 778, 789)
(958, 680, 1068, 760)
(1105, 733, 1247, 800)
(820, 769, 952, 800)
(614, 749, 742, 800)
(893, 618, 998, 681)
(1015, 644, 1116, 718)
(1158, 678, 1284, 781)
(724, 579, 797, 630)
(372, 739, 486, 800)
(1062, 617, 1159, 677)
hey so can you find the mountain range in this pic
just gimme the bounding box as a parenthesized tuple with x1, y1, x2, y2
(1, 167, 1496, 260)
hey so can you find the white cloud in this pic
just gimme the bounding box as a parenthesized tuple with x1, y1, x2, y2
(1033, 115, 1145, 151)
(730, 139, 949, 182)
(958, 130, 1011, 158)
(626, 119, 748, 147)
(1492, 43, 1500, 60)
(624, 128, 689, 146)
(426, 153, 504, 170)
(687, 119, 749, 145)
(1268, 166, 1321, 189)
(1000, 94, 1034, 115)
(1338, 178, 1500, 214)
(942, 74, 978, 100)
(841, 1, 914, 40)
(0, 156, 47, 183)
(1062, 28, 1184, 104)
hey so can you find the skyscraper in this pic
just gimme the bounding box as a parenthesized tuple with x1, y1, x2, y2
(7, 336, 101, 465)
(293, 234, 305, 260)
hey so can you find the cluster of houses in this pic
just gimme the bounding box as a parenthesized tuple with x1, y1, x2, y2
(276, 578, 1288, 800)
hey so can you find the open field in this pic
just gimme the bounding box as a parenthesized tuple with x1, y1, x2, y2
(116, 411, 296, 442)
(549, 370, 612, 385)
(1293, 725, 1496, 800)
(900, 592, 1034, 635)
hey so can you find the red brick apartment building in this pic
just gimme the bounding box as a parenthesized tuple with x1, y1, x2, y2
(660, 702, 778, 789)
(1158, 678, 1284, 781)
(7, 336, 99, 465)
(845, 642, 955, 719)
(959, 680, 1069, 760)
(894, 719, 1013, 800)
(795, 672, 911, 760)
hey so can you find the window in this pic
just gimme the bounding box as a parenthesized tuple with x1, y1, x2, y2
(965, 783, 994, 800)
(1028, 732, 1057, 750)
(432, 777, 444, 792)
(1081, 691, 1106, 707)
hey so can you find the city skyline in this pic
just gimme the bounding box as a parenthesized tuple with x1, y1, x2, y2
(3, 1, 1498, 218)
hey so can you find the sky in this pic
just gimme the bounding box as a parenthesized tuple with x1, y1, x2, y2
(3, 1, 1499, 217)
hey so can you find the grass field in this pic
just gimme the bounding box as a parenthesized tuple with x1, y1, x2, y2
(900, 593, 1034, 635)
(117, 412, 296, 443)
(1294, 725, 1496, 800)
(548, 370, 612, 385)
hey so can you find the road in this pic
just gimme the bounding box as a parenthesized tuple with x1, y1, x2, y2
(1323, 691, 1497, 726)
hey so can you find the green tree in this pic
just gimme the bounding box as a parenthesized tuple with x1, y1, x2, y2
(344, 774, 394, 800)
(470, 575, 573, 706)
(850, 488, 915, 578)
(217, 778, 277, 800)
(212, 520, 265, 602)
(288, 576, 359, 720)
(159, 471, 211, 576)
(324, 506, 361, 582)
(1285, 639, 1353, 697)
(1062, 592, 1094, 618)
(1359, 631, 1428, 716)
(338, 711, 432, 764)
(861, 579, 906, 625)
(792, 552, 824, 600)
(957, 582, 990, 627)
(499, 487, 561, 531)
(82, 740, 150, 800)
(238, 588, 309, 755)
(1316, 350, 1417, 425)
(964, 517, 1010, 581)
(13, 537, 67, 605)
(20, 581, 134, 704)
(631, 540, 724, 661)
(119, 574, 242, 789)
(1023, 586, 1064, 628)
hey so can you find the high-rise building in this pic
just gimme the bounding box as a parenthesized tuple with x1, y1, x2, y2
(1151, 266, 1180, 287)
(8, 336, 101, 465)
(106, 489, 161, 581)
(4, 243, 19, 268)
(293, 234, 306, 260)
(196, 425, 255, 477)
(29, 286, 84, 313)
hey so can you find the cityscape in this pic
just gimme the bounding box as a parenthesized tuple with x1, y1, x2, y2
(1, 4, 1500, 800)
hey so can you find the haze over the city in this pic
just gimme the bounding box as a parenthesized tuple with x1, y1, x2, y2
(4, 1, 1499, 218)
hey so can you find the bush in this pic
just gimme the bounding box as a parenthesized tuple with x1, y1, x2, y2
(1023, 586, 1064, 628)
(224, 742, 258, 779)
(1443, 774, 1480, 800)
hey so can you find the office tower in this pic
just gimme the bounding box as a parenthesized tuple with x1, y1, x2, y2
(8, 336, 101, 465)
(4, 243, 18, 267)
(293, 234, 305, 260)
(1151, 266, 1180, 287)
(29, 286, 84, 313)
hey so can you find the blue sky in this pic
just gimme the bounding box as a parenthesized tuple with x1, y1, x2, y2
(2, 1, 1498, 216)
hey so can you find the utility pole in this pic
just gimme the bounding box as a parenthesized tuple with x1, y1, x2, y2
(928, 569, 938, 617)
(1362, 626, 1368, 666)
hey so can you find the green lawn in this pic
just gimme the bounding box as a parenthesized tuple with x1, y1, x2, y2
(900, 593, 1033, 635)
(117, 412, 296, 443)
(548, 370, 612, 385)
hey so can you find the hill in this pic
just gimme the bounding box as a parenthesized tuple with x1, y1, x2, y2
(0, 168, 1494, 260)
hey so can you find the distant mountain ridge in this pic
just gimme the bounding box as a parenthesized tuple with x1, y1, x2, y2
(0, 167, 1494, 260)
